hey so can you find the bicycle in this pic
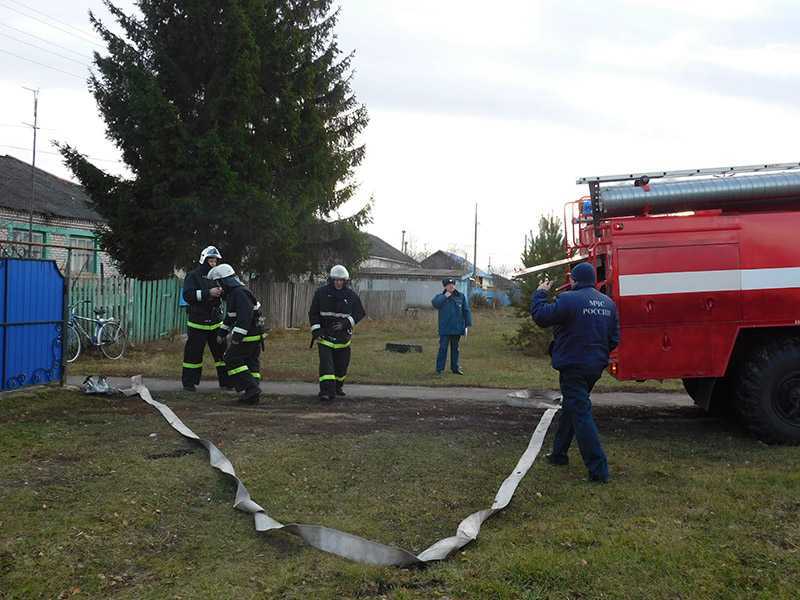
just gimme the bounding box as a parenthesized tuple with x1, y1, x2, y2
(65, 300, 128, 363)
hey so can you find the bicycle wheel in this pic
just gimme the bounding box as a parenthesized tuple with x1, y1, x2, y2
(65, 324, 81, 363)
(98, 322, 128, 360)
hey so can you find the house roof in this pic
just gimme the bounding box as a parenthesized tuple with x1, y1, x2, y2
(420, 250, 490, 277)
(0, 155, 102, 222)
(490, 272, 517, 290)
(364, 232, 419, 266)
(357, 266, 462, 279)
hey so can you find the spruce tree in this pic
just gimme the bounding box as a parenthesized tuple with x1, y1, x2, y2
(59, 0, 369, 279)
(506, 214, 565, 355)
(518, 214, 565, 304)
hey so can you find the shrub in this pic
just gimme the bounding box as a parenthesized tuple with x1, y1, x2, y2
(470, 293, 490, 309)
(504, 317, 553, 356)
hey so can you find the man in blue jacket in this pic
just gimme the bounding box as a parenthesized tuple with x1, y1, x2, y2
(531, 262, 619, 483)
(431, 277, 473, 375)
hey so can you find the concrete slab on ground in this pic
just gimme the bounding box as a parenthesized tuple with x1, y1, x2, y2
(66, 376, 693, 409)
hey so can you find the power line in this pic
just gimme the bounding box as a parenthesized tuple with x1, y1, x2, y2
(0, 123, 57, 131)
(0, 144, 123, 164)
(0, 30, 90, 66)
(0, 1, 104, 49)
(0, 21, 92, 59)
(5, 0, 100, 41)
(0, 47, 86, 79)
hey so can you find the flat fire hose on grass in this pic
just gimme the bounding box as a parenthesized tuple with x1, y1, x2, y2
(123, 375, 560, 567)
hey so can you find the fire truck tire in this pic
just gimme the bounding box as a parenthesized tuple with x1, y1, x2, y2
(736, 337, 800, 445)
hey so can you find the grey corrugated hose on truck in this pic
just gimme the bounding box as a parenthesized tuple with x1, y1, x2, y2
(123, 376, 559, 567)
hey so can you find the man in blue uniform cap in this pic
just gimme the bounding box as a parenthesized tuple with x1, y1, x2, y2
(531, 262, 619, 483)
(431, 277, 473, 375)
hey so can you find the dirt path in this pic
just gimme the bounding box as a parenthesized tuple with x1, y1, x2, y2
(66, 375, 692, 409)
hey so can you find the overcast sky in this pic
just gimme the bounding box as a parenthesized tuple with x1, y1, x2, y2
(2, 1, 800, 271)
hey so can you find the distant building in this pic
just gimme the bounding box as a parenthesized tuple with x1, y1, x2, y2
(353, 235, 463, 307)
(353, 266, 467, 307)
(488, 271, 519, 306)
(0, 155, 110, 275)
(337, 235, 518, 308)
(361, 232, 419, 270)
(420, 250, 516, 306)
(420, 249, 489, 288)
(419, 249, 474, 273)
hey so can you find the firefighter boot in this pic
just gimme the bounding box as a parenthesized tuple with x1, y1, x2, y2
(239, 386, 261, 405)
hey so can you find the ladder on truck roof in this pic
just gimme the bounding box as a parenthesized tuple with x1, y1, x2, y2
(514, 162, 800, 279)
(575, 161, 800, 237)
(576, 162, 800, 185)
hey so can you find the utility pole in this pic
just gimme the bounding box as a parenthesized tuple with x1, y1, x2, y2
(401, 229, 406, 254)
(23, 87, 39, 253)
(472, 203, 478, 278)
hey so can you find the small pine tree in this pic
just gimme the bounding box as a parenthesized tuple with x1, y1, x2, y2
(505, 214, 565, 355)
(518, 214, 565, 306)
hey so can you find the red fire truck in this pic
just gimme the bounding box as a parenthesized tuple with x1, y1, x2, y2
(521, 162, 800, 444)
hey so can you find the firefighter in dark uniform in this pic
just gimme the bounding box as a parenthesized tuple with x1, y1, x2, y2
(207, 263, 265, 404)
(309, 265, 366, 401)
(181, 246, 230, 392)
(531, 262, 619, 483)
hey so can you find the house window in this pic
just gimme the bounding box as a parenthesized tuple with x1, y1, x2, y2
(69, 235, 96, 274)
(11, 229, 45, 259)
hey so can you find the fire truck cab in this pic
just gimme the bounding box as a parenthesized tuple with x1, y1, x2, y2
(540, 163, 800, 444)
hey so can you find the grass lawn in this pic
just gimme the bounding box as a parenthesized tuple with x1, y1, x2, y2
(72, 308, 681, 393)
(1, 387, 798, 599)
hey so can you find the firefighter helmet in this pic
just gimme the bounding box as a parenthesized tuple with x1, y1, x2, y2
(199, 246, 222, 264)
(206, 263, 243, 290)
(329, 264, 349, 280)
(206, 263, 235, 281)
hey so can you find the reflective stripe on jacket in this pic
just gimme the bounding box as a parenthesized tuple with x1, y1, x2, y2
(182, 264, 222, 325)
(221, 285, 264, 344)
(309, 283, 366, 344)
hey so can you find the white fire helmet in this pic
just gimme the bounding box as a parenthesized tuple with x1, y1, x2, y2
(206, 264, 236, 281)
(329, 264, 350, 280)
(199, 246, 222, 264)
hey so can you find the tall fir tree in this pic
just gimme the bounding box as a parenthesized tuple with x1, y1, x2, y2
(59, 0, 369, 279)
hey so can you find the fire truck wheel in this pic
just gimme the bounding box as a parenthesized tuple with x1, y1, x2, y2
(736, 337, 800, 445)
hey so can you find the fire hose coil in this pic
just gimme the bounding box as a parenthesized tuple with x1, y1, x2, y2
(124, 376, 559, 566)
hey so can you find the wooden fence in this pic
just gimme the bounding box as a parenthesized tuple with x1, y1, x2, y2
(250, 281, 317, 329)
(359, 290, 406, 320)
(68, 277, 408, 343)
(69, 276, 186, 344)
(250, 281, 407, 329)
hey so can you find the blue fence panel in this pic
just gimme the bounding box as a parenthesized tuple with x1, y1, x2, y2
(0, 258, 65, 390)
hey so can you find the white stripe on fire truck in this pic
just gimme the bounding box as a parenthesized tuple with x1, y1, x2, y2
(619, 267, 800, 297)
(741, 267, 800, 291)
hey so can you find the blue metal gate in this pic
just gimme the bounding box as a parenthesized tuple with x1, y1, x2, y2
(0, 258, 65, 390)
